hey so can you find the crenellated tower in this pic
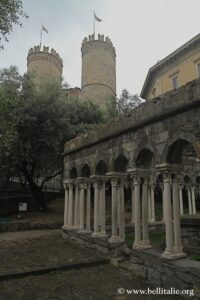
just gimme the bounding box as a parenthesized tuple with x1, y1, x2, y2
(27, 46, 63, 86)
(80, 34, 116, 110)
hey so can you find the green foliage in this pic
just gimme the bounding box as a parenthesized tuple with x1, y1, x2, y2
(0, 0, 28, 49)
(117, 89, 143, 115)
(189, 254, 200, 261)
(0, 67, 103, 205)
(64, 98, 103, 139)
(100, 89, 143, 121)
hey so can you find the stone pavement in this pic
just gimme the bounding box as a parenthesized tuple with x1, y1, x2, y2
(0, 230, 179, 299)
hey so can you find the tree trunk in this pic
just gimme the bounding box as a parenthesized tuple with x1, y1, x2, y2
(29, 182, 46, 210)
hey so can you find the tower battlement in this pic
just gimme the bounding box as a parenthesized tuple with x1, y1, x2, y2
(82, 34, 116, 54)
(28, 45, 63, 66)
(27, 45, 63, 85)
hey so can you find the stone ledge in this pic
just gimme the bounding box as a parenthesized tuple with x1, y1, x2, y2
(0, 257, 109, 282)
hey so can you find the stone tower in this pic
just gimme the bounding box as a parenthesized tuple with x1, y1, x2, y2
(27, 46, 63, 86)
(80, 34, 116, 110)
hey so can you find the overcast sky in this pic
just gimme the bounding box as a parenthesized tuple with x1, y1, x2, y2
(0, 0, 199, 96)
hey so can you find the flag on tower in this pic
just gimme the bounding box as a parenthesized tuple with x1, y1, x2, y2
(42, 24, 48, 33)
(94, 12, 102, 22)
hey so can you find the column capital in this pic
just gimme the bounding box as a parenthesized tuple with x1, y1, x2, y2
(86, 182, 92, 189)
(156, 163, 182, 175)
(63, 179, 74, 190)
(110, 179, 119, 187)
(178, 184, 184, 190)
(79, 183, 87, 189)
(133, 176, 141, 185)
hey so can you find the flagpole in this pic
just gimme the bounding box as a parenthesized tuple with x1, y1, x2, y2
(39, 24, 43, 49)
(93, 11, 95, 37)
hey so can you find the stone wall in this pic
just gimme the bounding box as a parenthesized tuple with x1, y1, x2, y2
(63, 229, 200, 299)
(181, 216, 200, 254)
(64, 78, 200, 177)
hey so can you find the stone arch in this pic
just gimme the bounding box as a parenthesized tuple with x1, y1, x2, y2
(184, 175, 192, 184)
(81, 164, 91, 177)
(161, 131, 198, 162)
(135, 148, 154, 168)
(112, 154, 128, 172)
(196, 176, 200, 184)
(166, 138, 197, 164)
(95, 160, 108, 175)
(69, 167, 78, 179)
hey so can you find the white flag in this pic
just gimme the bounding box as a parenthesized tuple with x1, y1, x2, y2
(42, 25, 48, 33)
(94, 12, 102, 22)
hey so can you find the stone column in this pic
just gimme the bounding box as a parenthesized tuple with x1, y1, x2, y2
(150, 181, 155, 222)
(187, 186, 192, 214)
(74, 181, 79, 229)
(63, 183, 69, 228)
(147, 186, 152, 222)
(191, 185, 197, 215)
(162, 171, 174, 258)
(141, 178, 151, 248)
(133, 176, 142, 249)
(86, 182, 91, 231)
(109, 179, 120, 243)
(67, 181, 74, 228)
(118, 179, 125, 241)
(92, 181, 100, 236)
(99, 180, 107, 236)
(160, 184, 165, 222)
(79, 182, 85, 231)
(131, 183, 135, 223)
(172, 175, 186, 258)
(178, 184, 184, 215)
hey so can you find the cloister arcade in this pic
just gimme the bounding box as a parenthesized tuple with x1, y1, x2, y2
(63, 136, 200, 260)
(63, 79, 200, 260)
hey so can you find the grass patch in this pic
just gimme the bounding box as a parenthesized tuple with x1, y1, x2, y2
(150, 229, 165, 250)
(125, 228, 166, 251)
(189, 254, 200, 261)
(125, 235, 133, 249)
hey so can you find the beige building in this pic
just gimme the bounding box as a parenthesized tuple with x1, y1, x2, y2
(141, 33, 200, 100)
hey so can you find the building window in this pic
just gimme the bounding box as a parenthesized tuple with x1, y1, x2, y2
(197, 63, 200, 77)
(172, 76, 179, 90)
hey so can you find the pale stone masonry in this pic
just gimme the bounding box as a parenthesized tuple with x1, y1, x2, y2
(80, 34, 116, 110)
(27, 45, 63, 86)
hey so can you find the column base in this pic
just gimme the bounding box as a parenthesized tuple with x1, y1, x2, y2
(109, 236, 123, 243)
(73, 225, 80, 230)
(92, 232, 108, 238)
(133, 240, 152, 250)
(62, 225, 75, 230)
(77, 229, 90, 234)
(161, 248, 186, 260)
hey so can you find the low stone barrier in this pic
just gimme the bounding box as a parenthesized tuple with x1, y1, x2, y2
(181, 216, 200, 255)
(63, 228, 200, 299)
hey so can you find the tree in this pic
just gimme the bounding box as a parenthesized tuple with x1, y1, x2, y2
(0, 0, 28, 49)
(117, 89, 143, 115)
(0, 67, 103, 208)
